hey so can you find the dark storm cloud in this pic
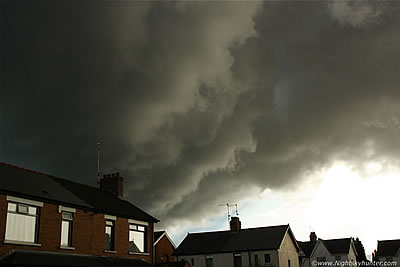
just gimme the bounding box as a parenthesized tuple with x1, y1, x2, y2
(2, 0, 400, 227)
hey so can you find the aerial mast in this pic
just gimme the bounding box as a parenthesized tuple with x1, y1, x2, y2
(97, 142, 101, 184)
(219, 203, 239, 227)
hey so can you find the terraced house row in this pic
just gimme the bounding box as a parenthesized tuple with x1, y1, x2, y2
(0, 162, 158, 267)
(1, 162, 399, 267)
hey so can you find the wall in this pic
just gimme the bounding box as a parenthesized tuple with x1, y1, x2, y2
(347, 242, 357, 263)
(249, 250, 279, 267)
(177, 254, 206, 267)
(177, 251, 279, 267)
(154, 234, 176, 263)
(0, 194, 153, 264)
(310, 241, 355, 267)
(278, 231, 300, 267)
(377, 256, 400, 265)
(310, 241, 335, 264)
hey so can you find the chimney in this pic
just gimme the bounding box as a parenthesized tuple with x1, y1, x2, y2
(310, 232, 317, 243)
(100, 172, 123, 199)
(230, 217, 241, 232)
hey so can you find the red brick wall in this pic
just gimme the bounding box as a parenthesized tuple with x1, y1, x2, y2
(0, 194, 153, 264)
(154, 235, 177, 263)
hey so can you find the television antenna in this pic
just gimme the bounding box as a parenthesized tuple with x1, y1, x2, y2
(232, 203, 239, 216)
(219, 204, 231, 223)
(218, 203, 239, 225)
(97, 142, 101, 184)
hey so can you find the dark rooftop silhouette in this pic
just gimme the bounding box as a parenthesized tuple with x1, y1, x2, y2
(0, 162, 158, 222)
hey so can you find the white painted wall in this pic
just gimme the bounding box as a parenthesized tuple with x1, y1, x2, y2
(307, 240, 357, 267)
(177, 252, 247, 267)
(248, 250, 279, 267)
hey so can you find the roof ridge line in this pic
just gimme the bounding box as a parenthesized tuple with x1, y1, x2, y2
(0, 161, 99, 190)
(0, 161, 52, 177)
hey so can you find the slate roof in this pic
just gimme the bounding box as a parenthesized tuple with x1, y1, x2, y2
(174, 224, 298, 256)
(298, 241, 316, 257)
(0, 249, 152, 267)
(321, 238, 352, 255)
(298, 238, 355, 257)
(376, 239, 400, 257)
(0, 162, 158, 222)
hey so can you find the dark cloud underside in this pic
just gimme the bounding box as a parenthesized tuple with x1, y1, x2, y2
(1, 1, 400, 227)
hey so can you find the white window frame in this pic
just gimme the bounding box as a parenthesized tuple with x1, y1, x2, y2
(128, 222, 147, 253)
(105, 219, 116, 252)
(5, 196, 42, 245)
(60, 211, 74, 248)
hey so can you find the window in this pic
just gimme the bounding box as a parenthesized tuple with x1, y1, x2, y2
(288, 260, 291, 267)
(206, 256, 213, 267)
(265, 254, 271, 263)
(129, 223, 146, 252)
(335, 256, 341, 261)
(234, 253, 242, 267)
(5, 202, 39, 243)
(317, 257, 326, 262)
(191, 258, 195, 266)
(255, 254, 259, 266)
(105, 220, 115, 250)
(60, 212, 73, 247)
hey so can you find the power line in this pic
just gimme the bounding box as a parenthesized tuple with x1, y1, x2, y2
(0, 3, 56, 139)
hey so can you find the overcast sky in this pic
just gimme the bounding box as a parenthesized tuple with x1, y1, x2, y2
(1, 0, 400, 256)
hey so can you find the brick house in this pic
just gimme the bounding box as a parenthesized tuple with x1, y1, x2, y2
(0, 162, 159, 266)
(175, 217, 300, 267)
(154, 230, 177, 263)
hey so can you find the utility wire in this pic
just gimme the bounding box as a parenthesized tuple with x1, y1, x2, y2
(0, 3, 56, 139)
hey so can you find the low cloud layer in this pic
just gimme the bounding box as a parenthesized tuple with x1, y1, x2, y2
(2, 1, 400, 229)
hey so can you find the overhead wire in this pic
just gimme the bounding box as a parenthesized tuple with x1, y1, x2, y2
(0, 3, 56, 140)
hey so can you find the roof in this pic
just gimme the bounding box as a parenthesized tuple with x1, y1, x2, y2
(0, 249, 152, 267)
(175, 224, 298, 256)
(154, 230, 176, 248)
(320, 238, 352, 255)
(0, 162, 158, 222)
(376, 239, 400, 257)
(155, 231, 165, 243)
(298, 241, 316, 257)
(298, 237, 356, 257)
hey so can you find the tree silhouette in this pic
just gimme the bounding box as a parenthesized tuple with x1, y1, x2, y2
(353, 237, 368, 262)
